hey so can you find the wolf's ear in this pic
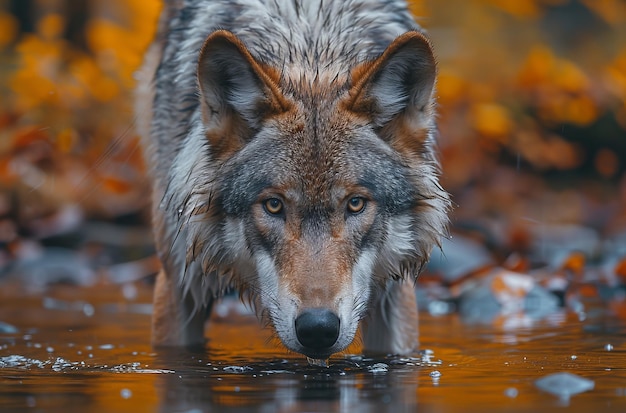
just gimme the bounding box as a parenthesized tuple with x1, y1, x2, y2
(345, 31, 437, 134)
(197, 30, 290, 154)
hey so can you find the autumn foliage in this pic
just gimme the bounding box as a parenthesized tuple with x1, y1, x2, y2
(0, 0, 624, 250)
(0, 0, 160, 227)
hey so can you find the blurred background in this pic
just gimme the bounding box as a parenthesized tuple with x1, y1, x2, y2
(0, 0, 624, 303)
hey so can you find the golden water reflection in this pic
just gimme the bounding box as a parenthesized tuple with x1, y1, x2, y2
(0, 281, 625, 412)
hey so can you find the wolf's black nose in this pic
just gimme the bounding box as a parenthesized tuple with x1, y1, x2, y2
(295, 308, 340, 350)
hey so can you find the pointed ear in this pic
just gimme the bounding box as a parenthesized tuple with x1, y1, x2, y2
(197, 30, 291, 155)
(344, 31, 437, 131)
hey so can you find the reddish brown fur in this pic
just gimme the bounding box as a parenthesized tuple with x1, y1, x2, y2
(344, 31, 433, 113)
(200, 31, 293, 113)
(383, 116, 430, 157)
(199, 31, 295, 160)
(142, 16, 447, 356)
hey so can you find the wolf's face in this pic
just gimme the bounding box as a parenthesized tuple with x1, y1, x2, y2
(181, 30, 448, 358)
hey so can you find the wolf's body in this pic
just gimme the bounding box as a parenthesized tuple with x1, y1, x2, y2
(136, 0, 450, 359)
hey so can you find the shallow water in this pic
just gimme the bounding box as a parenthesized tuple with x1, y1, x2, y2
(1, 281, 625, 412)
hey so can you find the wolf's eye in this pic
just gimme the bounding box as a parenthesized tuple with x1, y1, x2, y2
(263, 198, 284, 215)
(347, 197, 366, 214)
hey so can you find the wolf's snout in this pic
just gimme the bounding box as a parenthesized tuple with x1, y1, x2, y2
(295, 308, 340, 351)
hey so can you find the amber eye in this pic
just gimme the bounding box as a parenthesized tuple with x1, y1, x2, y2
(264, 198, 284, 215)
(347, 197, 366, 214)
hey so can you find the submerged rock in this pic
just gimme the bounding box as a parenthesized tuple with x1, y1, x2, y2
(535, 372, 595, 398)
(0, 321, 18, 334)
(427, 235, 494, 283)
(459, 269, 560, 323)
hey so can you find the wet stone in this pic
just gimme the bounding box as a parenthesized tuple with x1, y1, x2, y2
(427, 235, 494, 283)
(7, 248, 96, 291)
(459, 269, 559, 323)
(504, 387, 519, 398)
(0, 321, 18, 334)
(535, 372, 595, 398)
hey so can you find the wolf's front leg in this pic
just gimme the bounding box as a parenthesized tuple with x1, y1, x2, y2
(152, 269, 212, 347)
(361, 280, 419, 355)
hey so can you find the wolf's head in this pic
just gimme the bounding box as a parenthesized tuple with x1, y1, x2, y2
(181, 30, 448, 358)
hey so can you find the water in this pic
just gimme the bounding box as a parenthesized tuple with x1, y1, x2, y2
(1, 281, 625, 412)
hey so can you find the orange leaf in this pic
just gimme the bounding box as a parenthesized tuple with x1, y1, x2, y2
(101, 175, 133, 194)
(562, 252, 586, 277)
(0, 12, 18, 48)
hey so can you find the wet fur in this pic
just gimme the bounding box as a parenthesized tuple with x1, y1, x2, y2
(137, 0, 450, 357)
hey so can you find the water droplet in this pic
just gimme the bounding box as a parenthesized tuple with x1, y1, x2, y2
(83, 304, 95, 317)
(306, 357, 329, 368)
(605, 344, 614, 351)
(120, 389, 132, 399)
(122, 284, 138, 300)
(223, 365, 252, 373)
(368, 363, 389, 374)
(505, 387, 518, 398)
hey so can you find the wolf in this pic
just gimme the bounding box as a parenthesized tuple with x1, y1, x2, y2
(136, 0, 450, 360)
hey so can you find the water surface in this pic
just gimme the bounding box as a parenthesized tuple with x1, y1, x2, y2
(1, 281, 625, 412)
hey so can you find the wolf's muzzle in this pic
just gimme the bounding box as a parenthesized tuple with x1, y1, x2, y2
(295, 308, 340, 355)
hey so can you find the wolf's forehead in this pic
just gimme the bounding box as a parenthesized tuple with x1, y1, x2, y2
(288, 115, 417, 213)
(279, 136, 357, 197)
(272, 121, 406, 201)
(275, 109, 369, 174)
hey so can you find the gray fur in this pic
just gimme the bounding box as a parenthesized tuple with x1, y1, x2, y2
(137, 0, 450, 356)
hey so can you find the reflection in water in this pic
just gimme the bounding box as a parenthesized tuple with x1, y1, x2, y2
(0, 282, 625, 412)
(156, 365, 419, 413)
(153, 349, 422, 412)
